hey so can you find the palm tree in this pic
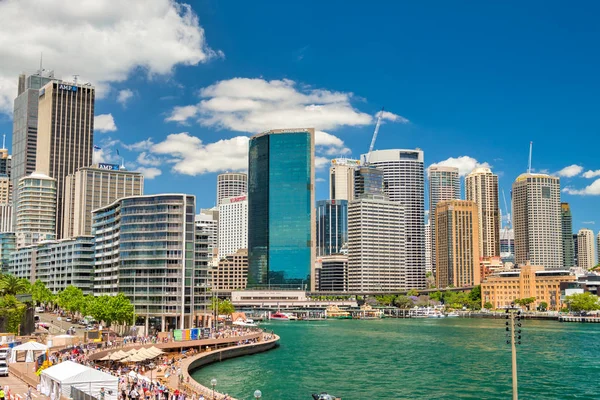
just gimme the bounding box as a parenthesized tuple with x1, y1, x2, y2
(0, 274, 30, 296)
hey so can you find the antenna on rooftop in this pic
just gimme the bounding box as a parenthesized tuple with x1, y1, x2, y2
(2, 134, 5, 149)
(39, 52, 43, 75)
(527, 141, 533, 174)
(73, 74, 79, 84)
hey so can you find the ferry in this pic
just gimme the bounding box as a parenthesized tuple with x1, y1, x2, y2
(325, 305, 352, 319)
(284, 313, 298, 321)
(270, 312, 290, 320)
(233, 319, 258, 327)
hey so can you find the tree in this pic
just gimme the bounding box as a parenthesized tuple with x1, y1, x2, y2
(0, 274, 31, 296)
(56, 285, 84, 316)
(484, 302, 493, 310)
(31, 280, 54, 306)
(218, 299, 235, 316)
(565, 292, 600, 312)
(394, 295, 414, 309)
(538, 301, 548, 311)
(429, 291, 443, 302)
(110, 293, 134, 325)
(375, 295, 395, 306)
(0, 295, 26, 334)
(517, 297, 536, 310)
(407, 289, 419, 297)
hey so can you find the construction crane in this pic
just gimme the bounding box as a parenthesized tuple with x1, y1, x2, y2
(527, 141, 533, 174)
(364, 107, 384, 165)
(501, 189, 513, 260)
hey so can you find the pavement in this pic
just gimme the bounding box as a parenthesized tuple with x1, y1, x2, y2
(36, 313, 89, 337)
(0, 372, 48, 399)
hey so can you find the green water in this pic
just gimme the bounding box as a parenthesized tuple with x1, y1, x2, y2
(191, 318, 600, 399)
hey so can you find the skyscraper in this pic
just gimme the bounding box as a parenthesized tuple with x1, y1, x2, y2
(63, 164, 144, 238)
(329, 158, 360, 201)
(216, 173, 247, 206)
(560, 203, 575, 268)
(347, 198, 404, 291)
(597, 232, 600, 266)
(428, 166, 460, 273)
(316, 200, 348, 257)
(465, 167, 500, 258)
(12, 71, 55, 229)
(425, 211, 432, 274)
(577, 228, 595, 270)
(512, 173, 562, 269)
(36, 80, 95, 238)
(217, 194, 248, 259)
(573, 234, 579, 267)
(366, 149, 426, 289)
(354, 165, 385, 200)
(248, 128, 315, 289)
(435, 200, 481, 288)
(196, 208, 219, 256)
(15, 173, 57, 248)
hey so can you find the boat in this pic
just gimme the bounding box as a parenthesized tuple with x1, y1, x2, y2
(446, 312, 460, 318)
(325, 305, 352, 319)
(270, 312, 290, 320)
(233, 320, 258, 327)
(284, 313, 298, 321)
(311, 393, 341, 400)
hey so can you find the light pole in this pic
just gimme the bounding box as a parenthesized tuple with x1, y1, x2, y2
(254, 389, 262, 399)
(505, 304, 523, 400)
(210, 378, 217, 400)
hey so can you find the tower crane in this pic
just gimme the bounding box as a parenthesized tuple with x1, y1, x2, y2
(365, 107, 384, 165)
(501, 189, 513, 259)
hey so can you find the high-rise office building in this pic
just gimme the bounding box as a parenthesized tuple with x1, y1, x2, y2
(217, 173, 247, 206)
(330, 158, 360, 201)
(12, 71, 55, 229)
(15, 173, 56, 248)
(209, 249, 248, 291)
(425, 211, 432, 274)
(317, 254, 348, 291)
(0, 148, 12, 206)
(0, 204, 12, 233)
(196, 208, 219, 256)
(0, 233, 15, 274)
(93, 194, 196, 331)
(561, 203, 575, 268)
(365, 149, 426, 289)
(435, 200, 481, 288)
(573, 234, 579, 267)
(0, 148, 11, 178)
(500, 228, 515, 264)
(217, 194, 248, 259)
(354, 165, 385, 200)
(466, 167, 500, 258)
(248, 128, 315, 289)
(512, 173, 562, 269)
(577, 228, 596, 270)
(316, 200, 348, 257)
(429, 166, 460, 274)
(62, 164, 143, 238)
(36, 80, 95, 238)
(347, 198, 405, 291)
(597, 232, 600, 266)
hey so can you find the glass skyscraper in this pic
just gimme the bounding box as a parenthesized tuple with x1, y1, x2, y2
(316, 200, 348, 257)
(248, 128, 315, 290)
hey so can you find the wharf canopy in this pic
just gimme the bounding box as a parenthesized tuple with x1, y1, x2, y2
(40, 360, 118, 400)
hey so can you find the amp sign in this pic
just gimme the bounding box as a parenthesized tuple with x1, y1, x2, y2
(58, 84, 78, 92)
(98, 163, 120, 171)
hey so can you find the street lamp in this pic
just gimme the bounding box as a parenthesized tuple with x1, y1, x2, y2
(210, 378, 217, 400)
(148, 362, 155, 382)
(254, 389, 262, 399)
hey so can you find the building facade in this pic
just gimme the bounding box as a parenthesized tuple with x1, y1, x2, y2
(216, 173, 247, 206)
(0, 204, 12, 233)
(435, 200, 481, 288)
(0, 233, 15, 273)
(36, 80, 95, 238)
(425, 212, 432, 274)
(196, 208, 218, 257)
(577, 228, 596, 270)
(316, 200, 348, 257)
(329, 158, 360, 201)
(365, 149, 426, 289)
(466, 167, 500, 258)
(348, 198, 405, 292)
(217, 195, 248, 259)
(317, 254, 348, 291)
(15, 173, 56, 248)
(512, 173, 562, 269)
(12, 71, 55, 229)
(500, 228, 515, 264)
(481, 263, 575, 310)
(209, 249, 248, 292)
(93, 194, 196, 331)
(63, 164, 144, 238)
(429, 166, 460, 273)
(561, 203, 575, 268)
(354, 165, 385, 200)
(248, 128, 315, 289)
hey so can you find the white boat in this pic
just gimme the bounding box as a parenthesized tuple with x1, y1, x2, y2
(233, 320, 258, 327)
(446, 312, 460, 318)
(284, 313, 298, 321)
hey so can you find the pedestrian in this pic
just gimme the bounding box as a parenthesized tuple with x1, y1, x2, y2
(25, 386, 32, 400)
(0, 387, 5, 400)
(100, 388, 106, 400)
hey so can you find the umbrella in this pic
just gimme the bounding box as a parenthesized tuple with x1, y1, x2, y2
(147, 347, 164, 356)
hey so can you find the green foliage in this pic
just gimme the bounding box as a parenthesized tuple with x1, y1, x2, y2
(441, 290, 480, 310)
(429, 291, 443, 302)
(56, 285, 85, 316)
(468, 285, 481, 302)
(565, 292, 600, 312)
(86, 294, 134, 327)
(218, 299, 235, 316)
(0, 295, 26, 333)
(394, 295, 414, 309)
(31, 280, 54, 306)
(407, 289, 419, 297)
(514, 297, 536, 310)
(0, 274, 31, 296)
(484, 302, 493, 310)
(538, 301, 548, 311)
(375, 295, 396, 306)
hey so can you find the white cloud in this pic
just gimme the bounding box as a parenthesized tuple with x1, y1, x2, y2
(165, 105, 199, 123)
(315, 157, 330, 169)
(117, 89, 134, 107)
(124, 138, 154, 151)
(582, 221, 596, 225)
(151, 132, 249, 175)
(556, 164, 583, 178)
(376, 110, 409, 124)
(136, 152, 162, 167)
(137, 167, 162, 179)
(94, 114, 117, 132)
(562, 179, 600, 196)
(582, 170, 600, 179)
(316, 131, 350, 156)
(428, 156, 490, 177)
(315, 177, 326, 183)
(0, 0, 221, 114)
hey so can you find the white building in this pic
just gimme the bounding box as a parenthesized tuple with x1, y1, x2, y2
(15, 172, 56, 248)
(329, 158, 360, 201)
(348, 198, 405, 292)
(217, 173, 247, 206)
(466, 167, 500, 258)
(196, 208, 218, 256)
(217, 194, 247, 259)
(577, 229, 596, 270)
(363, 149, 426, 289)
(512, 173, 562, 269)
(0, 204, 12, 233)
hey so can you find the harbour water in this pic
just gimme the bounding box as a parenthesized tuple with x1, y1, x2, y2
(191, 318, 600, 399)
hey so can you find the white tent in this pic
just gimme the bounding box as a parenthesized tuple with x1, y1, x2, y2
(40, 361, 118, 400)
(9, 341, 48, 363)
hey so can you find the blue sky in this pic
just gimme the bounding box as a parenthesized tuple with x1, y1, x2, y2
(0, 0, 599, 231)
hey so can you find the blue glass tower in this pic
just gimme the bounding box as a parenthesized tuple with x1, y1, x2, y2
(248, 128, 315, 290)
(316, 200, 348, 257)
